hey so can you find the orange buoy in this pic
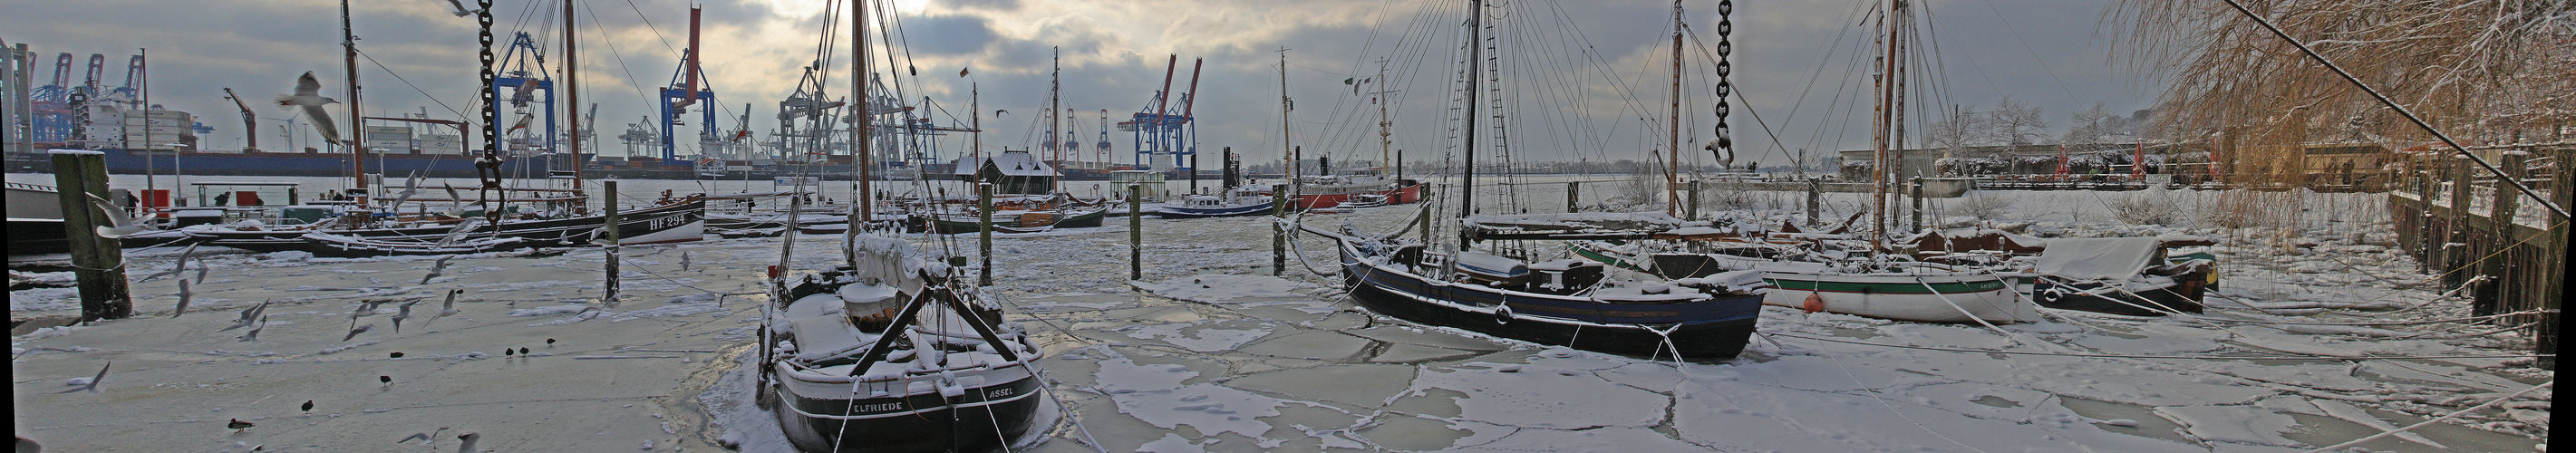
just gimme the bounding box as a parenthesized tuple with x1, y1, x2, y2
(1801, 293, 1826, 313)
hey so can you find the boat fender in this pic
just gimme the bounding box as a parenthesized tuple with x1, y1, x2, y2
(1801, 293, 1825, 313)
(1494, 304, 1514, 324)
(2039, 287, 2067, 304)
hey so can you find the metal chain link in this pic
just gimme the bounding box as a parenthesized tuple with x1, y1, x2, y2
(1711, 0, 1734, 163)
(474, 0, 503, 225)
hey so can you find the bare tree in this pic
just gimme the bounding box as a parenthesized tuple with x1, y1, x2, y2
(1986, 96, 2051, 147)
(2063, 101, 2117, 145)
(1925, 106, 1984, 150)
(2109, 0, 2574, 226)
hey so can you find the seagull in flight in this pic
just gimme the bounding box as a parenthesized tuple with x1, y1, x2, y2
(56, 362, 110, 393)
(237, 314, 267, 342)
(170, 279, 195, 317)
(389, 172, 426, 210)
(222, 301, 269, 332)
(440, 0, 475, 16)
(87, 193, 155, 238)
(439, 289, 463, 317)
(391, 299, 421, 333)
(421, 255, 452, 284)
(276, 72, 344, 146)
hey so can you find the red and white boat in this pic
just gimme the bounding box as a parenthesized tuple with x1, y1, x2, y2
(1271, 168, 1421, 209)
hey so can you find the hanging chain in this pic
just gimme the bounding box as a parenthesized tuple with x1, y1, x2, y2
(1711, 0, 1735, 167)
(474, 0, 504, 225)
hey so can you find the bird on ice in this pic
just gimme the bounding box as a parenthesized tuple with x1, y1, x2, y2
(680, 251, 692, 272)
(56, 362, 109, 393)
(276, 72, 344, 145)
(228, 419, 255, 429)
(453, 432, 479, 453)
(421, 255, 452, 284)
(86, 193, 155, 238)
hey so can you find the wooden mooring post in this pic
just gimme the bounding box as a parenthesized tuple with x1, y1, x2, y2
(979, 182, 994, 286)
(1910, 177, 1924, 232)
(1129, 184, 1143, 281)
(2388, 146, 2566, 370)
(602, 179, 620, 304)
(1686, 179, 1701, 220)
(1807, 177, 1822, 226)
(1273, 183, 1288, 276)
(1567, 181, 1580, 213)
(50, 150, 131, 322)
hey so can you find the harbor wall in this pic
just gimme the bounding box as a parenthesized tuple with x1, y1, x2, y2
(2386, 146, 2569, 370)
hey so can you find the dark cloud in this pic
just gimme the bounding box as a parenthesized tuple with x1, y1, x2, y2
(899, 14, 999, 56)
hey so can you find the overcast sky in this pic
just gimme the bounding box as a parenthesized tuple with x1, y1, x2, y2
(7, 0, 2164, 169)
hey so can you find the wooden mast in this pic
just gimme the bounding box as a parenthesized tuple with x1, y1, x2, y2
(853, 0, 870, 224)
(340, 0, 367, 204)
(1869, 0, 1896, 252)
(1458, 0, 1484, 246)
(1277, 48, 1293, 193)
(563, 0, 581, 196)
(1667, 0, 1683, 217)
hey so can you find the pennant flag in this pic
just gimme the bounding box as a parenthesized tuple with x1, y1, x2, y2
(960, 66, 971, 77)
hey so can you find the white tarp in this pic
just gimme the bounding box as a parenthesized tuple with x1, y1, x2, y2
(2035, 237, 2160, 281)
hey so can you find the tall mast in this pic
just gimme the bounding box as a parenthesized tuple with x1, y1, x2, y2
(341, 0, 367, 202)
(1049, 47, 1060, 194)
(1666, 0, 1683, 217)
(1458, 0, 1483, 230)
(853, 0, 870, 223)
(970, 82, 980, 162)
(563, 0, 581, 192)
(1376, 59, 1391, 174)
(1869, 0, 1898, 251)
(1278, 48, 1293, 188)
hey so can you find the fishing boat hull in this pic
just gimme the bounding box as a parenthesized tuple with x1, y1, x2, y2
(770, 367, 1043, 453)
(1761, 269, 2034, 323)
(919, 207, 1109, 234)
(1338, 241, 1760, 359)
(1288, 179, 1421, 209)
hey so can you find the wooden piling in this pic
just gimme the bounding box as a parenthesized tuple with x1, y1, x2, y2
(1419, 184, 1434, 246)
(1273, 183, 1288, 276)
(603, 179, 619, 304)
(1567, 181, 1580, 213)
(979, 182, 994, 286)
(1807, 178, 1822, 226)
(1129, 184, 1144, 281)
(1910, 176, 1924, 232)
(50, 150, 131, 322)
(1686, 179, 1700, 220)
(2387, 145, 2566, 371)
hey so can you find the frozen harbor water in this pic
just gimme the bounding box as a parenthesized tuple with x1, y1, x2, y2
(8, 179, 2554, 451)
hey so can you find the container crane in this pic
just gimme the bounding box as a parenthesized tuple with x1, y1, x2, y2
(657, 7, 717, 165)
(1121, 56, 1200, 171)
(222, 88, 257, 150)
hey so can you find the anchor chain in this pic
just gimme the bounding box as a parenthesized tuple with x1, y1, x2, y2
(1709, 0, 1735, 166)
(473, 0, 505, 226)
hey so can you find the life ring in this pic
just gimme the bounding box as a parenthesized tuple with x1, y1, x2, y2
(1801, 293, 1826, 313)
(1494, 304, 1514, 324)
(2039, 286, 2068, 304)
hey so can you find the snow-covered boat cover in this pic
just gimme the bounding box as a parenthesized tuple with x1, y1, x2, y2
(2034, 237, 2160, 281)
(1463, 211, 1725, 239)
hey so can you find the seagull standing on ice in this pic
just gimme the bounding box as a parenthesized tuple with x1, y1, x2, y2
(679, 251, 692, 272)
(276, 72, 344, 146)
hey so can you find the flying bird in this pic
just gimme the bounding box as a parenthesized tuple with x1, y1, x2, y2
(140, 243, 198, 282)
(398, 427, 447, 444)
(391, 299, 420, 333)
(442, 185, 465, 216)
(87, 193, 153, 238)
(56, 362, 109, 393)
(440, 0, 474, 16)
(222, 301, 269, 332)
(343, 323, 373, 342)
(389, 172, 425, 210)
(192, 262, 208, 284)
(237, 315, 267, 342)
(169, 279, 194, 317)
(276, 72, 344, 145)
(421, 255, 452, 284)
(439, 289, 463, 317)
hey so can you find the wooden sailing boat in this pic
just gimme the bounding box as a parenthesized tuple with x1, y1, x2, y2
(760, 3, 1047, 450)
(1754, 0, 2032, 324)
(1305, 0, 1763, 360)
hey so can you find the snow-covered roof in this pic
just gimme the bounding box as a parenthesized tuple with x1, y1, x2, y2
(952, 150, 1055, 177)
